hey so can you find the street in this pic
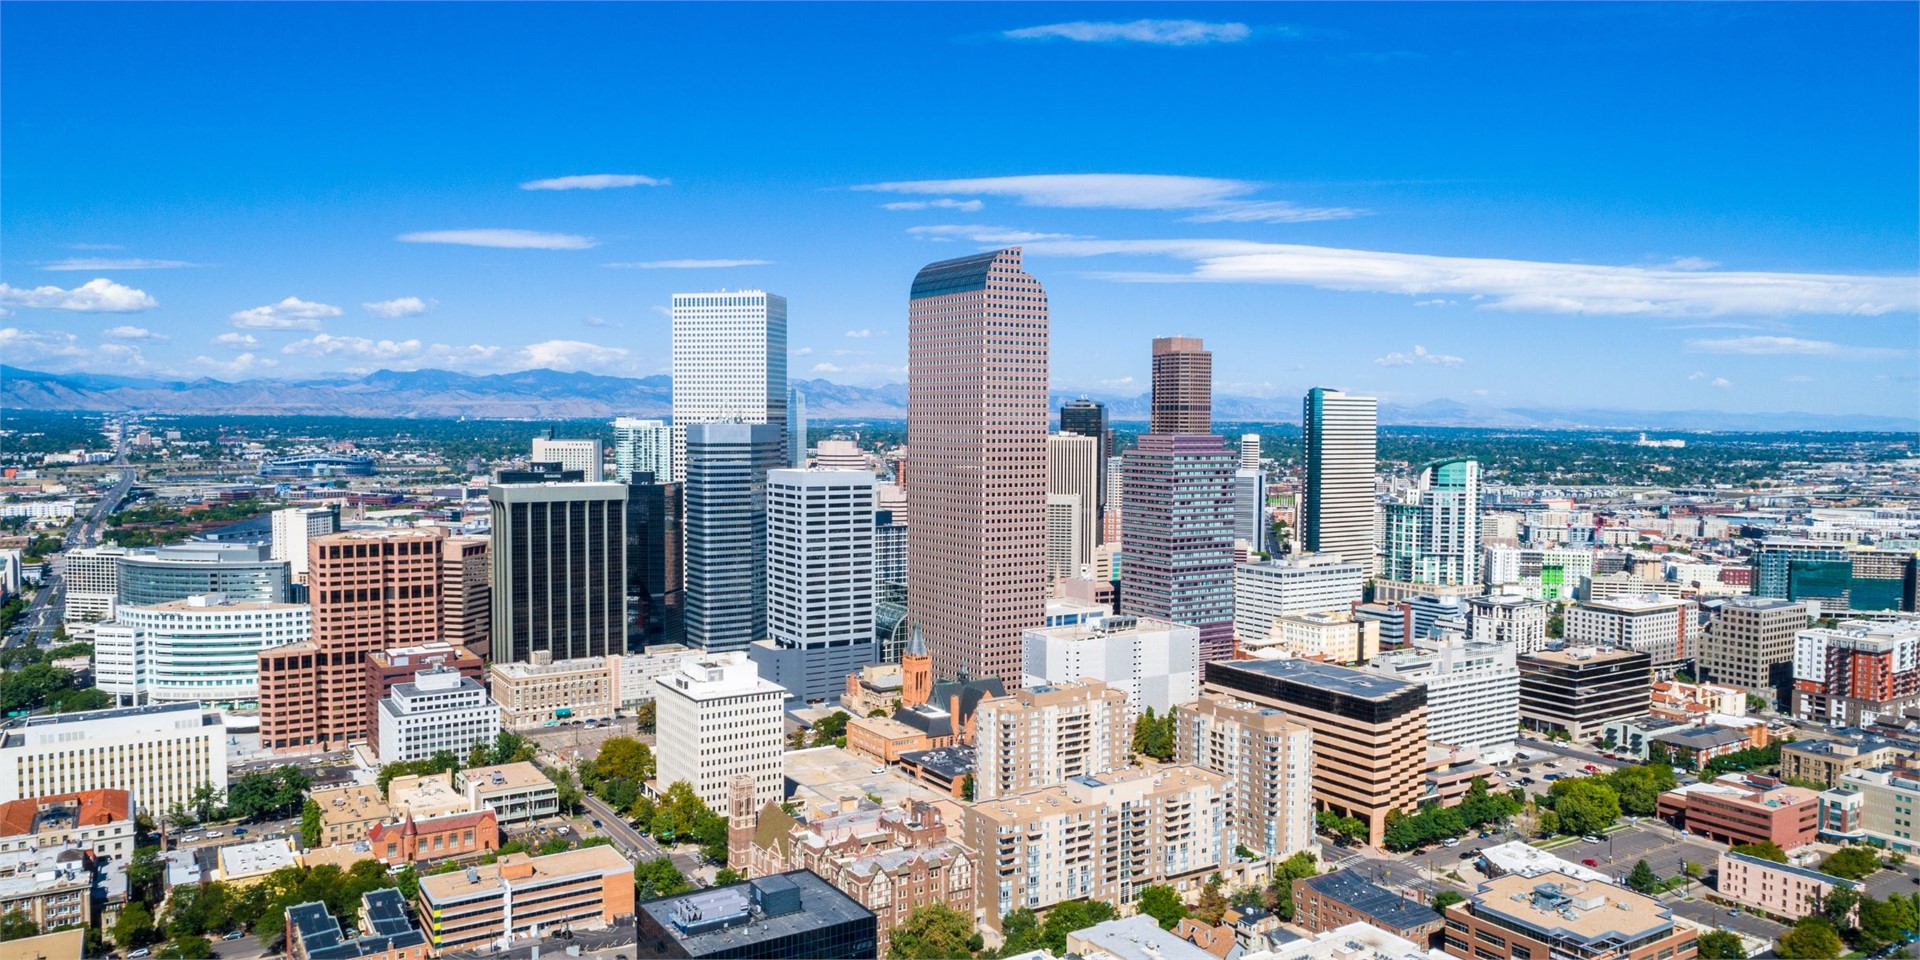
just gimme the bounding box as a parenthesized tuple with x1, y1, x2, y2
(10, 459, 135, 647)
(579, 794, 702, 879)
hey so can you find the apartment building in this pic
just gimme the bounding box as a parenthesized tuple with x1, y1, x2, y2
(1516, 646, 1652, 741)
(1793, 621, 1920, 726)
(963, 766, 1230, 930)
(1021, 614, 1200, 716)
(1564, 594, 1698, 679)
(1718, 851, 1857, 921)
(1293, 869, 1445, 940)
(1438, 873, 1695, 960)
(1463, 594, 1550, 654)
(0, 846, 94, 934)
(1174, 694, 1315, 861)
(974, 680, 1129, 801)
(416, 847, 635, 953)
(1367, 633, 1519, 753)
(1697, 596, 1808, 707)
(308, 783, 393, 848)
(0, 703, 226, 816)
(1202, 658, 1428, 847)
(1783, 731, 1920, 788)
(0, 789, 134, 859)
(1821, 766, 1920, 852)
(1232, 554, 1365, 645)
(1257, 611, 1379, 664)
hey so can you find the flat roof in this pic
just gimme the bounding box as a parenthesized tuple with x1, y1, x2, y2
(461, 762, 550, 792)
(636, 869, 873, 954)
(1469, 872, 1672, 947)
(1651, 726, 1752, 748)
(1723, 851, 1858, 889)
(1520, 646, 1649, 666)
(1209, 658, 1418, 700)
(419, 846, 633, 903)
(1070, 915, 1219, 960)
(1300, 870, 1441, 931)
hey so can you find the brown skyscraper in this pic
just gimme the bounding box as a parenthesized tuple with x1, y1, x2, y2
(907, 247, 1049, 687)
(259, 527, 447, 753)
(441, 535, 491, 660)
(1150, 336, 1212, 433)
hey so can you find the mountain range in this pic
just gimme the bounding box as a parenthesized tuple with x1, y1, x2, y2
(2, 365, 1913, 432)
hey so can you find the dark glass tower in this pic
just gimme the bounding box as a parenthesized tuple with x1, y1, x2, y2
(683, 422, 783, 652)
(626, 472, 684, 650)
(487, 481, 628, 662)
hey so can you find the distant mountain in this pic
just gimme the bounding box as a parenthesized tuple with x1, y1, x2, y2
(3, 365, 1913, 431)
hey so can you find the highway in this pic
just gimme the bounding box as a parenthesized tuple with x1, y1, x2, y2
(12, 418, 136, 648)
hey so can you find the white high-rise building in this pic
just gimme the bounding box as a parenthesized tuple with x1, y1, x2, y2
(531, 435, 603, 481)
(1102, 455, 1125, 545)
(670, 290, 788, 482)
(0, 702, 228, 816)
(1380, 458, 1481, 588)
(1302, 388, 1378, 575)
(61, 544, 125, 625)
(1466, 593, 1552, 654)
(748, 469, 878, 703)
(269, 506, 337, 583)
(1239, 433, 1261, 473)
(1023, 613, 1200, 717)
(1367, 633, 1520, 754)
(94, 594, 309, 708)
(1045, 495, 1085, 582)
(1047, 433, 1100, 578)
(1231, 553, 1365, 644)
(654, 654, 785, 810)
(374, 666, 502, 764)
(1233, 469, 1267, 555)
(1566, 594, 1700, 679)
(611, 418, 672, 483)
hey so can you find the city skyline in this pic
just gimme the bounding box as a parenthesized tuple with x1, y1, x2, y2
(3, 4, 1916, 419)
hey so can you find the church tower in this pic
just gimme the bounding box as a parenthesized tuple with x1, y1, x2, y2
(902, 624, 933, 707)
(727, 774, 757, 876)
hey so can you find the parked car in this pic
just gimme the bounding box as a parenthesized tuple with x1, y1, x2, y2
(1583, 764, 1600, 772)
(1460, 851, 1477, 860)
(222, 932, 245, 941)
(1583, 858, 1599, 867)
(128, 951, 151, 959)
(1581, 835, 1603, 843)
(1728, 908, 1742, 917)
(1544, 774, 1563, 781)
(1442, 838, 1460, 847)
(232, 828, 247, 836)
(1478, 831, 1493, 839)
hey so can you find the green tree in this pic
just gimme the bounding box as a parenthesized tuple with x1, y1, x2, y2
(887, 903, 979, 959)
(634, 857, 693, 901)
(1193, 878, 1228, 926)
(114, 901, 158, 952)
(1547, 778, 1621, 836)
(996, 910, 1042, 956)
(1695, 929, 1747, 960)
(546, 765, 583, 813)
(1138, 885, 1187, 930)
(1730, 840, 1788, 863)
(811, 710, 850, 747)
(635, 700, 656, 734)
(596, 737, 656, 784)
(714, 868, 743, 886)
(128, 846, 165, 902)
(1775, 915, 1845, 960)
(158, 934, 214, 959)
(1131, 708, 1176, 761)
(960, 774, 975, 801)
(1268, 852, 1321, 921)
(189, 783, 225, 823)
(1819, 846, 1881, 880)
(1626, 860, 1659, 894)
(1037, 900, 1118, 952)
(0, 911, 39, 939)
(1858, 894, 1918, 950)
(300, 799, 322, 848)
(1431, 890, 1465, 912)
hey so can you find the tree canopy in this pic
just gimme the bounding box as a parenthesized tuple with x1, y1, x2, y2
(888, 904, 981, 960)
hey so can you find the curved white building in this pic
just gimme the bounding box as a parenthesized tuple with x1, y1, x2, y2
(94, 594, 310, 709)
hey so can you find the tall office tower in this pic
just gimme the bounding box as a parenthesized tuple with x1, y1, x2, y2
(1697, 596, 1808, 707)
(787, 387, 808, 468)
(257, 527, 446, 753)
(875, 509, 908, 589)
(1233, 469, 1268, 555)
(670, 290, 788, 482)
(654, 653, 786, 810)
(1302, 387, 1378, 575)
(906, 249, 1048, 687)
(1122, 434, 1238, 663)
(532, 431, 604, 482)
(625, 475, 684, 649)
(683, 423, 783, 653)
(1044, 495, 1085, 582)
(1102, 455, 1125, 546)
(750, 469, 878, 702)
(1149, 336, 1212, 434)
(610, 418, 672, 484)
(1047, 433, 1100, 576)
(440, 536, 491, 660)
(1239, 433, 1262, 473)
(117, 543, 290, 607)
(1380, 457, 1482, 587)
(1060, 398, 1111, 538)
(271, 505, 339, 583)
(488, 482, 628, 663)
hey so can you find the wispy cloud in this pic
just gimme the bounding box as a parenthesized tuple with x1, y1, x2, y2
(283, 333, 423, 359)
(1004, 19, 1251, 45)
(845, 329, 873, 339)
(103, 325, 167, 341)
(42, 258, 200, 271)
(518, 339, 631, 373)
(1686, 335, 1907, 359)
(793, 347, 814, 357)
(908, 224, 1085, 244)
(881, 198, 985, 212)
(519, 174, 669, 191)
(398, 229, 596, 250)
(230, 297, 342, 330)
(212, 332, 259, 348)
(604, 259, 771, 269)
(192, 352, 276, 376)
(66, 243, 123, 251)
(857, 174, 1365, 224)
(1686, 371, 1733, 389)
(811, 362, 843, 374)
(1374, 345, 1464, 366)
(0, 278, 157, 312)
(583, 316, 608, 328)
(363, 297, 432, 317)
(1667, 256, 1721, 270)
(1021, 237, 1919, 317)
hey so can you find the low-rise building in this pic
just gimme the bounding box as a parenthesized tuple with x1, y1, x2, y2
(1648, 679, 1749, 721)
(385, 773, 470, 820)
(1438, 873, 1695, 960)
(1254, 922, 1432, 960)
(1067, 915, 1221, 960)
(1783, 731, 1920, 788)
(0, 929, 87, 960)
(0, 846, 93, 935)
(632, 870, 877, 960)
(840, 662, 902, 717)
(1717, 850, 1857, 921)
(1821, 766, 1920, 852)
(1516, 646, 1651, 741)
(1474, 840, 1608, 884)
(1656, 774, 1819, 850)
(0, 789, 134, 859)
(489, 654, 618, 729)
(1649, 724, 1754, 769)
(896, 747, 974, 800)
(219, 837, 300, 886)
(286, 888, 429, 960)
(1291, 869, 1444, 941)
(416, 847, 636, 953)
(454, 763, 557, 824)
(374, 667, 501, 764)
(844, 715, 933, 765)
(368, 809, 498, 866)
(308, 784, 393, 848)
(1254, 611, 1378, 664)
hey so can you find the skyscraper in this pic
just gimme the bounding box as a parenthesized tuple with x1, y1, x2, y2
(1046, 433, 1100, 578)
(1239, 433, 1262, 473)
(611, 418, 672, 483)
(1121, 433, 1238, 663)
(907, 248, 1048, 687)
(1233, 469, 1268, 555)
(1060, 398, 1112, 544)
(1302, 387, 1378, 575)
(488, 482, 628, 663)
(626, 475, 684, 649)
(270, 505, 338, 583)
(749, 468, 877, 701)
(532, 431, 603, 481)
(682, 422, 783, 652)
(787, 386, 808, 468)
(1149, 336, 1212, 434)
(670, 290, 788, 482)
(1381, 457, 1481, 587)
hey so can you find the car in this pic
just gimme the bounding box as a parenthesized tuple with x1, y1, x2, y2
(870, 766, 886, 774)
(222, 932, 245, 941)
(1728, 908, 1742, 917)
(591, 819, 602, 828)
(1459, 850, 1477, 860)
(1581, 835, 1602, 843)
(1544, 774, 1563, 781)
(1495, 771, 1510, 778)
(1545, 761, 1561, 769)
(1583, 764, 1600, 772)
(232, 828, 247, 835)
(1478, 831, 1493, 839)
(1442, 838, 1460, 847)
(128, 951, 151, 959)
(1583, 858, 1599, 867)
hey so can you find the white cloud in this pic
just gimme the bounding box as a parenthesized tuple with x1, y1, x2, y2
(1374, 345, 1464, 366)
(908, 225, 1085, 244)
(397, 229, 596, 250)
(103, 325, 166, 341)
(1668, 256, 1721, 270)
(603, 259, 771, 269)
(860, 174, 1366, 225)
(1686, 335, 1906, 360)
(793, 347, 814, 356)
(42, 258, 199, 271)
(1711, 377, 1732, 389)
(881, 198, 986, 212)
(517, 340, 631, 372)
(1021, 237, 1919, 317)
(192, 352, 276, 376)
(230, 297, 342, 330)
(212, 332, 259, 348)
(0, 278, 157, 312)
(650, 305, 671, 318)
(67, 243, 123, 251)
(363, 297, 432, 317)
(519, 174, 669, 191)
(282, 333, 424, 359)
(1003, 19, 1251, 45)
(1687, 371, 1709, 381)
(811, 362, 844, 374)
(1181, 200, 1371, 224)
(1414, 298, 1455, 307)
(583, 316, 607, 327)
(845, 329, 873, 339)
(0, 328, 86, 363)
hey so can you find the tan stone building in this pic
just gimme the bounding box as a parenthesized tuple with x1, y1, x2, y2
(440, 536, 491, 661)
(308, 783, 393, 848)
(973, 679, 1128, 801)
(489, 654, 618, 729)
(1439, 872, 1695, 960)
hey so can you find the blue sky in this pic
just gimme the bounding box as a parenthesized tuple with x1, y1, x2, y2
(4, 3, 1916, 417)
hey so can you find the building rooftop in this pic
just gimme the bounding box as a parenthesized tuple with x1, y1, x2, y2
(1650, 726, 1752, 749)
(1208, 657, 1418, 700)
(418, 846, 633, 903)
(1519, 646, 1650, 667)
(386, 773, 468, 818)
(637, 870, 873, 955)
(898, 746, 974, 779)
(140, 595, 305, 613)
(1722, 851, 1858, 890)
(459, 762, 549, 793)
(0, 846, 89, 899)
(1254, 922, 1436, 960)
(288, 888, 428, 959)
(1581, 595, 1690, 613)
(1298, 870, 1442, 932)
(3, 701, 217, 749)
(1477, 841, 1609, 883)
(218, 838, 298, 880)
(1069, 915, 1219, 960)
(0, 789, 132, 837)
(310, 784, 392, 827)
(1466, 873, 1672, 948)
